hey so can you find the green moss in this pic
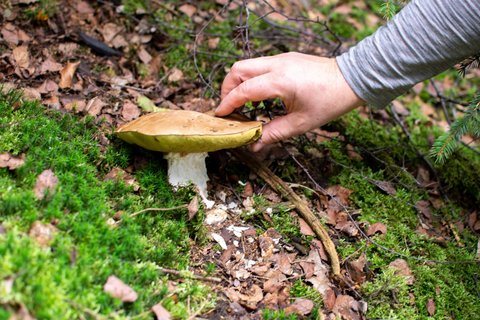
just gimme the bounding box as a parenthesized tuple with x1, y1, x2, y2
(0, 93, 213, 318)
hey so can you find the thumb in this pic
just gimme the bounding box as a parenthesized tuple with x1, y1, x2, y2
(251, 114, 308, 152)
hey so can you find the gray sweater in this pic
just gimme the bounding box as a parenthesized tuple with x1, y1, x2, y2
(337, 0, 480, 108)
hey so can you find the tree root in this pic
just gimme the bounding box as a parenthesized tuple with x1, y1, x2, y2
(231, 148, 341, 276)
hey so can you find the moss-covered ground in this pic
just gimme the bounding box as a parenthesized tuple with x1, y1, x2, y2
(0, 91, 214, 319)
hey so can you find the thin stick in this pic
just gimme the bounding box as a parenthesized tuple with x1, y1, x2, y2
(157, 267, 222, 283)
(231, 148, 341, 277)
(130, 205, 188, 218)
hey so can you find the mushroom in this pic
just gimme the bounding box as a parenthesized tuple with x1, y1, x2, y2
(115, 110, 262, 207)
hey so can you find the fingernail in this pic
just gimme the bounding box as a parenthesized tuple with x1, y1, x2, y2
(250, 141, 264, 152)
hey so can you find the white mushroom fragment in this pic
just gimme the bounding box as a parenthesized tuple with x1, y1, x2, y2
(115, 110, 262, 207)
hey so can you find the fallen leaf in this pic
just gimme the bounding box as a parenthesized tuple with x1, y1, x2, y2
(103, 275, 138, 302)
(284, 298, 314, 316)
(138, 46, 152, 64)
(277, 252, 293, 275)
(86, 97, 106, 116)
(34, 169, 59, 200)
(63, 99, 86, 113)
(22, 87, 41, 101)
(188, 196, 199, 220)
(263, 269, 287, 293)
(299, 217, 315, 236)
(167, 67, 184, 83)
(76, 1, 94, 14)
(37, 79, 59, 94)
(208, 37, 220, 49)
(242, 181, 253, 197)
(335, 220, 359, 237)
(1, 23, 19, 45)
(258, 234, 274, 259)
(389, 258, 415, 285)
(13, 45, 30, 69)
(39, 56, 63, 74)
(305, 246, 331, 296)
(367, 222, 387, 236)
(225, 284, 263, 310)
(332, 295, 364, 320)
(121, 100, 141, 121)
(151, 303, 171, 320)
(371, 180, 396, 195)
(59, 61, 80, 89)
(0, 153, 25, 170)
(178, 4, 197, 17)
(427, 298, 436, 316)
(347, 254, 367, 284)
(29, 221, 58, 246)
(104, 167, 139, 191)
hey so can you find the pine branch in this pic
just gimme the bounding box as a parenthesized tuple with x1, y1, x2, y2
(458, 54, 480, 77)
(430, 93, 480, 164)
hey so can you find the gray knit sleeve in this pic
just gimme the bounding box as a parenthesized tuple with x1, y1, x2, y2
(336, 0, 480, 109)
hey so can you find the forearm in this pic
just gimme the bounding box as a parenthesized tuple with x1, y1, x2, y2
(337, 0, 480, 108)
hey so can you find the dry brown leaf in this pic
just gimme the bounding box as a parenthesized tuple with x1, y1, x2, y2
(208, 37, 220, 49)
(242, 181, 253, 197)
(263, 269, 287, 293)
(1, 23, 19, 45)
(104, 167, 139, 191)
(39, 56, 63, 74)
(64, 99, 86, 113)
(335, 220, 359, 237)
(284, 298, 314, 316)
(225, 284, 263, 310)
(167, 67, 184, 82)
(347, 253, 367, 284)
(121, 100, 141, 121)
(367, 222, 387, 236)
(0, 153, 25, 170)
(13, 45, 30, 69)
(304, 246, 331, 296)
(37, 79, 59, 94)
(59, 61, 80, 89)
(299, 217, 315, 236)
(151, 303, 171, 320)
(76, 1, 94, 14)
(7, 302, 35, 320)
(389, 258, 415, 285)
(258, 234, 274, 259)
(138, 47, 152, 64)
(102, 23, 122, 43)
(34, 169, 59, 200)
(103, 275, 138, 302)
(427, 298, 436, 316)
(277, 252, 293, 275)
(22, 87, 41, 101)
(188, 196, 199, 220)
(332, 295, 364, 320)
(86, 98, 106, 116)
(415, 200, 433, 221)
(371, 180, 396, 195)
(179, 4, 197, 17)
(29, 220, 58, 247)
(43, 95, 60, 109)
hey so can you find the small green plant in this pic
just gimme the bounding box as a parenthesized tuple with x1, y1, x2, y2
(430, 92, 480, 164)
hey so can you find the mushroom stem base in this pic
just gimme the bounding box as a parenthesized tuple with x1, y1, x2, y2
(164, 152, 214, 208)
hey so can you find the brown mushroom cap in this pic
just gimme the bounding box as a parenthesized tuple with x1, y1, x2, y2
(115, 110, 262, 153)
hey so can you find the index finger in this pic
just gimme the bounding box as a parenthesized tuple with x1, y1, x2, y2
(220, 56, 275, 99)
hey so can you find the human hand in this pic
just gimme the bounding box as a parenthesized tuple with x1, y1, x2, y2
(215, 52, 364, 152)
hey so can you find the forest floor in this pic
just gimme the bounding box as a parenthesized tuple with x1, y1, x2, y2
(1, 0, 480, 319)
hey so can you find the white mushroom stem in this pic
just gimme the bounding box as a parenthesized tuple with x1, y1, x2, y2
(164, 152, 215, 209)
